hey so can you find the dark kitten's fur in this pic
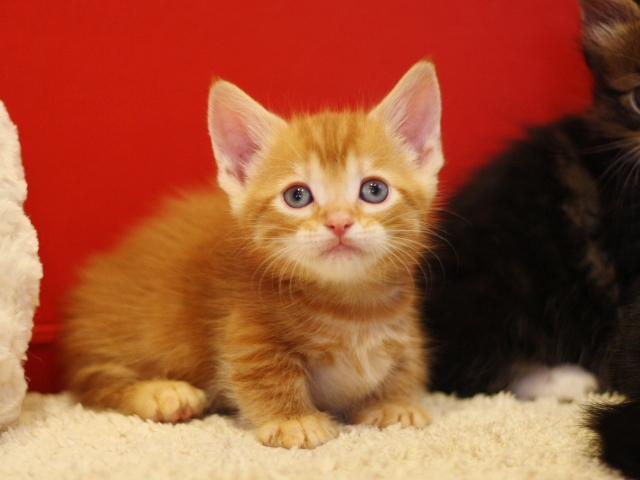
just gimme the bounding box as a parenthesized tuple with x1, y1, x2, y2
(421, 0, 640, 476)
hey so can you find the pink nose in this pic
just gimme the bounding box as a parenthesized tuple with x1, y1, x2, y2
(325, 212, 354, 238)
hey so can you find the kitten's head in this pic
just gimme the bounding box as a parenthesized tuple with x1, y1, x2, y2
(580, 0, 640, 137)
(207, 61, 443, 285)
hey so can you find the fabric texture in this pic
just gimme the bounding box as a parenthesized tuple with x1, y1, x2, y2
(0, 391, 623, 479)
(0, 101, 42, 429)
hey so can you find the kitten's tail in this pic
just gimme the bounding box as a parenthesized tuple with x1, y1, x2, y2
(586, 399, 640, 479)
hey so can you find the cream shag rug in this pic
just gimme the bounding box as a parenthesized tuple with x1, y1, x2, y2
(0, 391, 623, 479)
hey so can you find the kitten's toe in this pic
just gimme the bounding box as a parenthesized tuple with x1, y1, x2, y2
(256, 413, 338, 449)
(354, 399, 431, 429)
(125, 380, 207, 422)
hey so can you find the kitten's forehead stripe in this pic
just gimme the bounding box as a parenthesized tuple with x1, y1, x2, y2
(292, 112, 365, 173)
(273, 111, 408, 183)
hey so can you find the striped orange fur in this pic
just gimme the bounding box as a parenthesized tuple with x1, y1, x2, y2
(61, 60, 444, 448)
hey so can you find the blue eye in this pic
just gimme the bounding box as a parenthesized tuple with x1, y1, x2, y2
(283, 185, 313, 208)
(360, 179, 388, 203)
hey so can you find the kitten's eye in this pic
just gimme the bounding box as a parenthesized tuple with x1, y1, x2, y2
(360, 179, 388, 204)
(283, 185, 313, 208)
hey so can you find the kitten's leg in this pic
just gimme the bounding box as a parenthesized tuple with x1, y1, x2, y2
(508, 363, 599, 401)
(349, 351, 431, 429)
(224, 328, 338, 449)
(69, 363, 207, 422)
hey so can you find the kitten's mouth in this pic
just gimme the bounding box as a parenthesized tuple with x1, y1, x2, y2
(322, 242, 361, 257)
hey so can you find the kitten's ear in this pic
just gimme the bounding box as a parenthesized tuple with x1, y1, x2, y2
(208, 81, 287, 200)
(369, 61, 443, 175)
(579, 0, 640, 36)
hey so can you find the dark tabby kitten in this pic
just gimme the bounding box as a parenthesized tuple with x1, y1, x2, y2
(421, 0, 640, 477)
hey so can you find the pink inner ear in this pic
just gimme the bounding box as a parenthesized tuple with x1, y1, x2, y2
(402, 86, 440, 155)
(218, 114, 257, 184)
(371, 62, 442, 169)
(212, 103, 259, 186)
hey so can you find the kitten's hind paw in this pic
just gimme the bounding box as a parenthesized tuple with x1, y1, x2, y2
(124, 380, 207, 423)
(353, 399, 431, 429)
(256, 412, 338, 449)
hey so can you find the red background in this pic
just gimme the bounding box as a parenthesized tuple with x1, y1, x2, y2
(0, 1, 591, 392)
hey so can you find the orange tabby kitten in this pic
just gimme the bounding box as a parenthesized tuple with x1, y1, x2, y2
(61, 60, 444, 449)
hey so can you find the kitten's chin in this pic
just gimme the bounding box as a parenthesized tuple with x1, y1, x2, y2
(303, 248, 377, 285)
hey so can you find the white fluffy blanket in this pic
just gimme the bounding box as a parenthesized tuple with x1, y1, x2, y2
(0, 391, 622, 479)
(0, 101, 42, 428)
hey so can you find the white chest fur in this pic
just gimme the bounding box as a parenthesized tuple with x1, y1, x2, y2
(305, 318, 407, 413)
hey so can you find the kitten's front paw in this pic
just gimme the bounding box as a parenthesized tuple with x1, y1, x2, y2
(124, 380, 207, 423)
(509, 364, 599, 401)
(256, 413, 338, 449)
(353, 400, 431, 429)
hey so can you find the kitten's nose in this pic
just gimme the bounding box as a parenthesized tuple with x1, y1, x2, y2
(325, 212, 354, 238)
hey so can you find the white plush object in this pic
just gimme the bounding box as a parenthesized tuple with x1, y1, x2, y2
(0, 391, 622, 479)
(0, 101, 42, 428)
